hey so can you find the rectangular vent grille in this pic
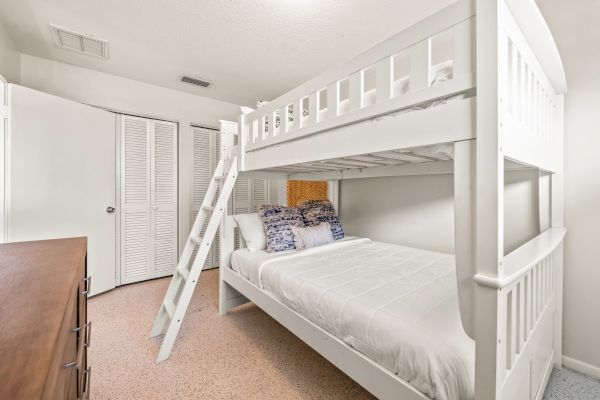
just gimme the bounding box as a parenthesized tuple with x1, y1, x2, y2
(50, 24, 109, 60)
(181, 76, 211, 88)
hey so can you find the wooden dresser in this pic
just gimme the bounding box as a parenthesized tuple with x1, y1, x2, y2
(0, 237, 90, 400)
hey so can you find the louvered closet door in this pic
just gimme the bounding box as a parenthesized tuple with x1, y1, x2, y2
(232, 179, 269, 249)
(151, 121, 178, 278)
(121, 116, 151, 283)
(191, 126, 218, 270)
(121, 115, 178, 284)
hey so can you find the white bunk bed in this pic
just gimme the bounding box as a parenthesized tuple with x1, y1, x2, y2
(151, 1, 567, 399)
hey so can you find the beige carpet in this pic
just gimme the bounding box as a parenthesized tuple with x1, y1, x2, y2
(89, 269, 375, 399)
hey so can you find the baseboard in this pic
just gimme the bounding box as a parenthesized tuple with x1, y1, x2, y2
(562, 355, 600, 379)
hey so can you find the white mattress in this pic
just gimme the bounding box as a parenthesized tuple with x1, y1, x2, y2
(231, 238, 475, 400)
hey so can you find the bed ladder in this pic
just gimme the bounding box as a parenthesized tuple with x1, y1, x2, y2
(150, 155, 238, 362)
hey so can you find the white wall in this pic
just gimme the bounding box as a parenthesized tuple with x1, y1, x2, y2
(19, 54, 240, 257)
(539, 0, 600, 374)
(0, 18, 20, 83)
(340, 169, 540, 256)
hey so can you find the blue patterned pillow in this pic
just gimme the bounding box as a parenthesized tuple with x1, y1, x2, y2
(259, 205, 305, 253)
(298, 200, 344, 240)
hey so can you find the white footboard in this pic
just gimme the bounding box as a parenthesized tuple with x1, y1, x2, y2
(475, 228, 565, 400)
(499, 0, 566, 173)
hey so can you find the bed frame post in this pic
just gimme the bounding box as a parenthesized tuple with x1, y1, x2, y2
(551, 95, 565, 368)
(454, 140, 476, 340)
(328, 180, 340, 212)
(475, 0, 504, 398)
(219, 215, 250, 315)
(218, 121, 249, 316)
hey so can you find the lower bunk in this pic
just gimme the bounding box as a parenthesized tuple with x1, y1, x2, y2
(219, 217, 563, 400)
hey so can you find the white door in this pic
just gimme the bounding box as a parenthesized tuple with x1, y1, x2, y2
(120, 115, 177, 284)
(7, 85, 116, 295)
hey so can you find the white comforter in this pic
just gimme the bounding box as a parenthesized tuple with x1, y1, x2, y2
(232, 238, 475, 400)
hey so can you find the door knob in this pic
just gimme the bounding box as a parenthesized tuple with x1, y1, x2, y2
(106, 206, 116, 213)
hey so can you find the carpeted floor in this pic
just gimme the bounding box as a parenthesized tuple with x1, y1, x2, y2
(543, 367, 600, 400)
(89, 269, 600, 400)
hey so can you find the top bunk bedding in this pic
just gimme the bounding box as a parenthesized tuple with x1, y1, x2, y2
(230, 238, 475, 400)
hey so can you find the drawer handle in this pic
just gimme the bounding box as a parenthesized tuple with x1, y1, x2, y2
(82, 367, 91, 400)
(64, 361, 79, 370)
(84, 321, 92, 347)
(71, 321, 92, 347)
(82, 276, 92, 296)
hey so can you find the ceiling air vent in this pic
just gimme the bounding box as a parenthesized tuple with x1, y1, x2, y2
(50, 24, 109, 60)
(181, 76, 211, 88)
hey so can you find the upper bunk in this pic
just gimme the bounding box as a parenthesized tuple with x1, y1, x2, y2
(235, 0, 567, 177)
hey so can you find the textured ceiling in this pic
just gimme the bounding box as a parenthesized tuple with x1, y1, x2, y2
(0, 0, 456, 106)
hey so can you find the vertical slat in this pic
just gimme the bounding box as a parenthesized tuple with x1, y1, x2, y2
(536, 263, 543, 322)
(516, 282, 523, 354)
(307, 91, 319, 125)
(241, 121, 249, 147)
(544, 258, 549, 303)
(376, 57, 394, 102)
(506, 290, 514, 370)
(348, 70, 364, 111)
(510, 42, 518, 116)
(524, 273, 530, 340)
(326, 82, 340, 118)
(527, 69, 533, 128)
(259, 116, 267, 140)
(453, 18, 475, 76)
(516, 52, 523, 122)
(519, 58, 526, 124)
(498, 30, 509, 117)
(529, 268, 535, 333)
(531, 267, 537, 323)
(267, 112, 274, 138)
(409, 39, 431, 91)
(297, 98, 304, 128)
(279, 106, 288, 135)
(248, 119, 256, 143)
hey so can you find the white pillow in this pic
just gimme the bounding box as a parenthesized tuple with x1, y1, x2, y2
(233, 213, 267, 252)
(291, 222, 334, 250)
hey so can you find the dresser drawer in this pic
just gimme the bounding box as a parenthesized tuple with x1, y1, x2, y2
(41, 283, 79, 400)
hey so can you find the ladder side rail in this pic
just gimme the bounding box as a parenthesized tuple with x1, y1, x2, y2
(155, 157, 238, 362)
(149, 159, 226, 338)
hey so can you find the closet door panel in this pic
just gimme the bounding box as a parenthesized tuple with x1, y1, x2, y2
(191, 126, 216, 270)
(232, 179, 269, 249)
(252, 180, 269, 212)
(151, 122, 178, 278)
(121, 116, 151, 284)
(233, 179, 252, 214)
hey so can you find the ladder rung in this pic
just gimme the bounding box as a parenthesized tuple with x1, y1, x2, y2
(214, 176, 227, 181)
(164, 300, 176, 319)
(202, 205, 215, 212)
(190, 236, 203, 245)
(176, 267, 189, 281)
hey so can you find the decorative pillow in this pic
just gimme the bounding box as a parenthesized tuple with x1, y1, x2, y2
(291, 223, 334, 250)
(298, 199, 344, 240)
(233, 212, 267, 252)
(259, 205, 305, 253)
